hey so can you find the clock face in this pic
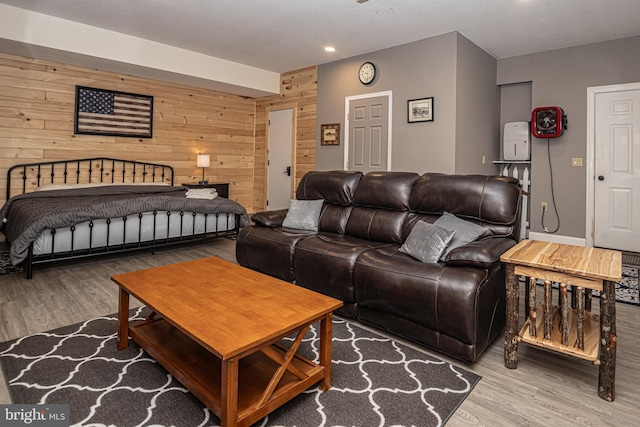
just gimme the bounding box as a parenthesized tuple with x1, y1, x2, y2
(358, 62, 376, 85)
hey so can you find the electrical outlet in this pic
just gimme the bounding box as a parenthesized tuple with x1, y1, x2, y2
(541, 202, 548, 211)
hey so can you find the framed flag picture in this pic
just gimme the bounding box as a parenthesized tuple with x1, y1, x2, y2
(74, 86, 154, 138)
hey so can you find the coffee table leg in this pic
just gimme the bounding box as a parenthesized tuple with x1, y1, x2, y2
(504, 263, 519, 369)
(598, 279, 617, 401)
(221, 357, 239, 427)
(117, 288, 130, 350)
(319, 312, 333, 391)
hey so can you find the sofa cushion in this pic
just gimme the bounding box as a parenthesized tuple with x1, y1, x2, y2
(293, 233, 393, 317)
(399, 221, 455, 263)
(434, 212, 486, 260)
(409, 173, 522, 239)
(296, 170, 362, 234)
(345, 172, 418, 243)
(282, 199, 324, 231)
(354, 247, 498, 349)
(296, 170, 362, 205)
(352, 172, 418, 210)
(235, 226, 315, 282)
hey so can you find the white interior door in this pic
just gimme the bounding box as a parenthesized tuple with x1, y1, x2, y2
(267, 108, 293, 210)
(594, 88, 640, 252)
(345, 91, 392, 173)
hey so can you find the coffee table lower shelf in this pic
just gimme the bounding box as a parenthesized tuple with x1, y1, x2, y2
(128, 317, 325, 427)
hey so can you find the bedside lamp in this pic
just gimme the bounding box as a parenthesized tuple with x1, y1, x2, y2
(196, 154, 210, 185)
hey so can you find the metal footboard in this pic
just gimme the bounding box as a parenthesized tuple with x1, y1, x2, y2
(25, 211, 240, 279)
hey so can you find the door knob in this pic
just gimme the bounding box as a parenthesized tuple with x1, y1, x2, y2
(284, 166, 291, 176)
(598, 175, 604, 181)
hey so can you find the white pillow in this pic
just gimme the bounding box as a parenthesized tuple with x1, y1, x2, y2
(35, 182, 169, 191)
(35, 183, 90, 191)
(282, 199, 324, 231)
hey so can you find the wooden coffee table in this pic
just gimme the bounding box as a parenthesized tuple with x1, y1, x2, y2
(111, 257, 343, 427)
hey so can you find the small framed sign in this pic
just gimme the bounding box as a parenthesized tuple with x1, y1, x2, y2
(321, 123, 340, 145)
(408, 97, 434, 123)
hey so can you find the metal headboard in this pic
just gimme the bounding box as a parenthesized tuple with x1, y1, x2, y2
(6, 158, 175, 200)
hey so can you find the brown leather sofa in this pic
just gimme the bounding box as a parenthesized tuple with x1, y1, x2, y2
(236, 170, 522, 363)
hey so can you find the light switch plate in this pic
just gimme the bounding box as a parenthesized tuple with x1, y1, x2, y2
(571, 157, 583, 167)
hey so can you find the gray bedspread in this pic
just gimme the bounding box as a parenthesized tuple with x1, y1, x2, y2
(0, 185, 250, 265)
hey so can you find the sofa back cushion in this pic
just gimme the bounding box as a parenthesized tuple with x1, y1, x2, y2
(346, 172, 419, 243)
(406, 173, 522, 240)
(296, 170, 363, 234)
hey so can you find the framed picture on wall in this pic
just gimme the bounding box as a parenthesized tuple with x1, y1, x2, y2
(321, 123, 340, 145)
(74, 86, 154, 138)
(408, 97, 434, 123)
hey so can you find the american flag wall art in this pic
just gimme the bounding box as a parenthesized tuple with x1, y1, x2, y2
(74, 86, 153, 138)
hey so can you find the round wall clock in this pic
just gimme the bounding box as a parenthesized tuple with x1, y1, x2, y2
(358, 62, 376, 85)
(531, 106, 566, 138)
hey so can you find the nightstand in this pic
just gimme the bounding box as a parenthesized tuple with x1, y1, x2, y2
(501, 239, 621, 401)
(182, 182, 229, 198)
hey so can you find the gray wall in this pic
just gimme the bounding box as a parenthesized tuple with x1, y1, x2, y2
(317, 32, 498, 175)
(455, 34, 500, 173)
(499, 82, 532, 160)
(498, 35, 640, 239)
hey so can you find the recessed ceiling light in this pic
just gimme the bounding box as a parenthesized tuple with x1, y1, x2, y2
(325, 47, 336, 52)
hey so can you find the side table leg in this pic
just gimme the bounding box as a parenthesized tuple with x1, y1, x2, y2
(117, 288, 130, 350)
(319, 312, 334, 391)
(504, 263, 519, 369)
(598, 280, 616, 401)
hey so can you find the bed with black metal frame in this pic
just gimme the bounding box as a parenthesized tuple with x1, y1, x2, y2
(2, 158, 248, 279)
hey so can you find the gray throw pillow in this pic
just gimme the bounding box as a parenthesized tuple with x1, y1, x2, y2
(399, 221, 455, 263)
(282, 199, 324, 231)
(434, 211, 486, 259)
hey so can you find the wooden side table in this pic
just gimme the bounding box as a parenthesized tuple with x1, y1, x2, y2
(182, 182, 229, 198)
(500, 239, 621, 401)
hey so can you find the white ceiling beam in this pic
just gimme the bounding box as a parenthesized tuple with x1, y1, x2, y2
(0, 4, 280, 97)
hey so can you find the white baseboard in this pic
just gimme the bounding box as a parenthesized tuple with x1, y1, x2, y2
(527, 232, 587, 247)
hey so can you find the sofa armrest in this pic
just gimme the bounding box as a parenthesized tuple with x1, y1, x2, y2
(251, 209, 288, 227)
(443, 237, 517, 269)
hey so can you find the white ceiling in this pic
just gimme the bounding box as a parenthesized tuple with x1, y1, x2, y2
(1, 0, 640, 92)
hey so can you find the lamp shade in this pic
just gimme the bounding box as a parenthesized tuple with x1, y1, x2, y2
(196, 154, 210, 168)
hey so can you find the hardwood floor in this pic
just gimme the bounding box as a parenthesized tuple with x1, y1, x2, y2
(1, 239, 638, 426)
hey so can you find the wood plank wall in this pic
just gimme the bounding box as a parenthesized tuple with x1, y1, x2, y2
(254, 67, 317, 211)
(0, 53, 317, 217)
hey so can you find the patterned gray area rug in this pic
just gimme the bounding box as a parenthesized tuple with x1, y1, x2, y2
(616, 264, 640, 305)
(0, 307, 479, 427)
(0, 251, 23, 276)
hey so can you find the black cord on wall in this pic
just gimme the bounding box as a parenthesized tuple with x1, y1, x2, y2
(542, 138, 560, 233)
